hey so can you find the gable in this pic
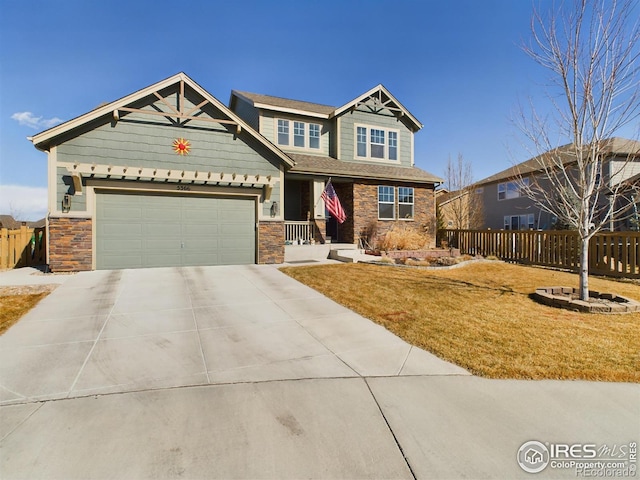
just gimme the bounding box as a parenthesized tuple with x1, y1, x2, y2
(31, 73, 294, 170)
(333, 85, 422, 132)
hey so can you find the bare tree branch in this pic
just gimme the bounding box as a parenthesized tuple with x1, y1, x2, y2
(516, 0, 640, 299)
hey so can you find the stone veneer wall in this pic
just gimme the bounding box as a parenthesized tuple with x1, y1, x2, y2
(48, 216, 93, 272)
(258, 220, 284, 264)
(313, 218, 326, 243)
(352, 182, 436, 249)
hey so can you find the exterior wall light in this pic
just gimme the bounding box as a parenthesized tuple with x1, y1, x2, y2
(62, 194, 71, 213)
(270, 201, 279, 218)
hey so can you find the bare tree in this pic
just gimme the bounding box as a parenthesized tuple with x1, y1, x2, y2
(442, 153, 484, 229)
(516, 0, 640, 300)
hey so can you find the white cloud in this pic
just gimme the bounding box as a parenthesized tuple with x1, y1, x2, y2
(0, 185, 48, 221)
(11, 111, 62, 129)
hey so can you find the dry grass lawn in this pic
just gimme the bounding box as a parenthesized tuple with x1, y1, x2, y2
(281, 262, 640, 382)
(0, 286, 55, 335)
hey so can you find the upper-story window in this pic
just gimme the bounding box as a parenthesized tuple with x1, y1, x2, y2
(277, 119, 321, 150)
(356, 125, 399, 162)
(497, 178, 529, 200)
(309, 124, 320, 149)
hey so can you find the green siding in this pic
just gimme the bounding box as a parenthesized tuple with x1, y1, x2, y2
(57, 121, 279, 174)
(338, 108, 413, 167)
(259, 111, 330, 155)
(56, 166, 86, 212)
(96, 192, 255, 269)
(233, 97, 260, 131)
(55, 96, 281, 217)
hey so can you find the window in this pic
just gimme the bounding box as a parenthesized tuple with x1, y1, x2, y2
(398, 187, 414, 219)
(309, 124, 320, 149)
(276, 119, 320, 149)
(355, 125, 400, 161)
(378, 186, 395, 219)
(294, 122, 305, 147)
(277, 119, 289, 146)
(388, 131, 398, 161)
(370, 129, 385, 158)
(504, 214, 535, 230)
(497, 178, 529, 200)
(357, 127, 367, 157)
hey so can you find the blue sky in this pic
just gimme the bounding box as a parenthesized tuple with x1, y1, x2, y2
(0, 0, 624, 219)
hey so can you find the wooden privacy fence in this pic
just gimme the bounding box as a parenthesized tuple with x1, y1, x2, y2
(444, 229, 640, 278)
(0, 226, 46, 269)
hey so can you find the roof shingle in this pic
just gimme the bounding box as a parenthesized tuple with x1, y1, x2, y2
(288, 153, 442, 184)
(232, 91, 336, 116)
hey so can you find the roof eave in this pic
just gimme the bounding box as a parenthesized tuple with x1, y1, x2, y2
(290, 167, 442, 185)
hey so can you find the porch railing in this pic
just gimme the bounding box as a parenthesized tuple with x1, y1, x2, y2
(285, 221, 315, 244)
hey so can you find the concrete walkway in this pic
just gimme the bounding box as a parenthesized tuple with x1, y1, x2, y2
(0, 265, 638, 479)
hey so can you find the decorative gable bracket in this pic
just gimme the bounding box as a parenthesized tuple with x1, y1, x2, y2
(113, 79, 242, 134)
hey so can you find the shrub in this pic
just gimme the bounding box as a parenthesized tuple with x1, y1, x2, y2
(377, 223, 431, 251)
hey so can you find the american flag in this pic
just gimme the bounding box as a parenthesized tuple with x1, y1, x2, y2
(321, 180, 347, 224)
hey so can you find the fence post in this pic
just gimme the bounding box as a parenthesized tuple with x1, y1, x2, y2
(0, 228, 7, 269)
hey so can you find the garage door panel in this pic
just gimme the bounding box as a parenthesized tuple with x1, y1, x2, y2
(182, 224, 220, 235)
(145, 223, 182, 236)
(221, 224, 255, 235)
(145, 253, 182, 268)
(219, 251, 254, 265)
(97, 192, 255, 269)
(101, 239, 143, 251)
(102, 207, 143, 221)
(100, 254, 143, 270)
(101, 223, 143, 235)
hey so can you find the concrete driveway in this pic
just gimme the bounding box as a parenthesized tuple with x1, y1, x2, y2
(0, 265, 638, 479)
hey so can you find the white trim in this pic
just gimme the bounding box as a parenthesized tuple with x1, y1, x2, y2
(378, 185, 396, 220)
(411, 132, 415, 166)
(398, 186, 415, 220)
(60, 162, 278, 187)
(253, 102, 329, 119)
(48, 146, 58, 214)
(336, 116, 341, 158)
(354, 123, 401, 163)
(274, 117, 323, 153)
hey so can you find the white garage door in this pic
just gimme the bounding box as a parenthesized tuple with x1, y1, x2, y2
(96, 192, 255, 269)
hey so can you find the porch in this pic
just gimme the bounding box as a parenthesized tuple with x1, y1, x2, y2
(284, 178, 354, 244)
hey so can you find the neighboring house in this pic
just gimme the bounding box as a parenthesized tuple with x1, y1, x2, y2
(30, 73, 441, 271)
(0, 215, 44, 229)
(473, 138, 640, 231)
(436, 187, 483, 230)
(0, 215, 22, 229)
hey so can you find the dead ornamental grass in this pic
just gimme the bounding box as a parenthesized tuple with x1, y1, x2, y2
(281, 262, 640, 382)
(0, 286, 56, 335)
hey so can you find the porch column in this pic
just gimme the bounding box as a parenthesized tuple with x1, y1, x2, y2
(312, 179, 327, 243)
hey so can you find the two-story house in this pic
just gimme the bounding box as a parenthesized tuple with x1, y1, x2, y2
(30, 72, 441, 271)
(472, 137, 640, 231)
(229, 87, 441, 248)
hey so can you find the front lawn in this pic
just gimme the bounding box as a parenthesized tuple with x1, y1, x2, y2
(0, 286, 55, 335)
(281, 262, 640, 382)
